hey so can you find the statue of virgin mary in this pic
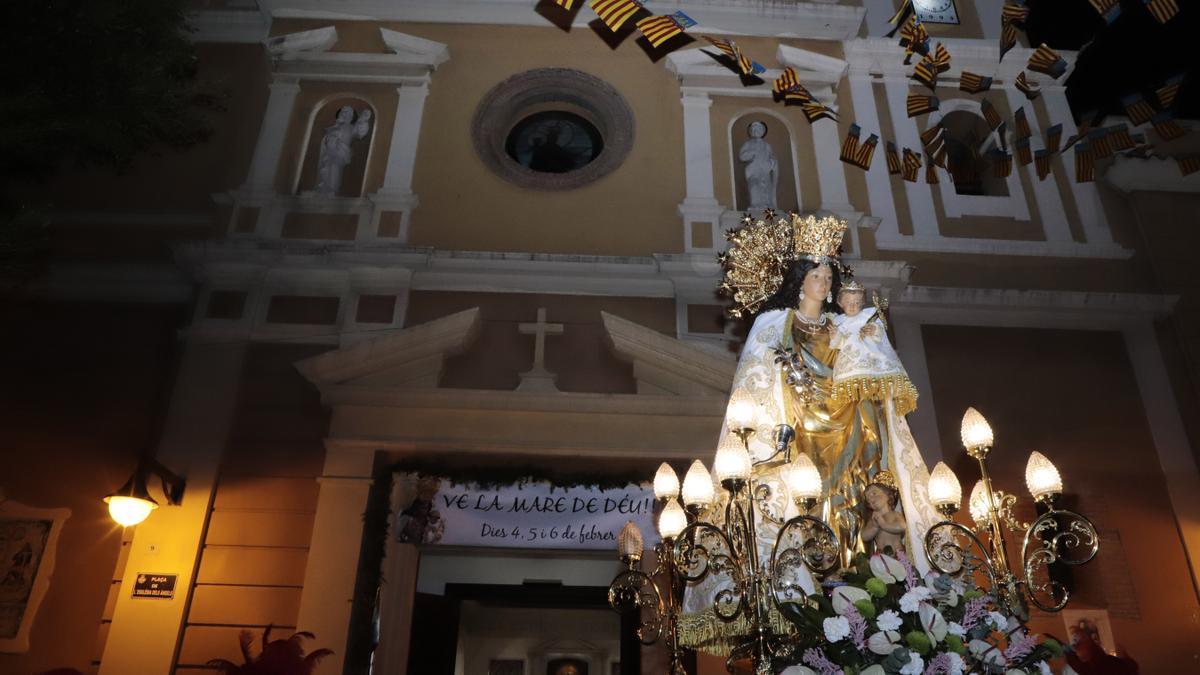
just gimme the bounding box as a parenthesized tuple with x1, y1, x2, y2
(677, 213, 941, 657)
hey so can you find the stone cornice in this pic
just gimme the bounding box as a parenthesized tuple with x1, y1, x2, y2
(893, 285, 1177, 330)
(843, 37, 1076, 88)
(1105, 155, 1200, 195)
(602, 311, 736, 395)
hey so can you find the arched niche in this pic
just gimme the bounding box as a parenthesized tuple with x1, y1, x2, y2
(294, 95, 378, 198)
(941, 109, 1009, 198)
(729, 110, 800, 214)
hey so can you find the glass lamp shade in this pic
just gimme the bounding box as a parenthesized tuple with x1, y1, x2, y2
(726, 388, 758, 431)
(967, 480, 994, 525)
(653, 462, 680, 501)
(927, 462, 963, 508)
(105, 495, 157, 527)
(714, 434, 752, 484)
(618, 520, 644, 560)
(960, 407, 994, 450)
(783, 453, 823, 501)
(681, 460, 715, 508)
(1025, 451, 1063, 499)
(658, 500, 687, 540)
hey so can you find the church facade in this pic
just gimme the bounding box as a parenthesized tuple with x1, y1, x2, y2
(4, 1, 1200, 674)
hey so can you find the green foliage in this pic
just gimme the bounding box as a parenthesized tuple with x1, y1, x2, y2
(1043, 637, 1063, 657)
(865, 577, 888, 598)
(853, 598, 877, 619)
(944, 634, 966, 655)
(904, 630, 931, 655)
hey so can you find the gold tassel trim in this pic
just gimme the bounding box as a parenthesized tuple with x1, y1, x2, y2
(831, 374, 918, 417)
(677, 606, 797, 656)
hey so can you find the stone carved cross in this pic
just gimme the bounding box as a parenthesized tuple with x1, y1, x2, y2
(517, 307, 564, 392)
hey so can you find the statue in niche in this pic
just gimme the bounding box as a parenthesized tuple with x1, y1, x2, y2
(314, 105, 373, 196)
(738, 120, 778, 211)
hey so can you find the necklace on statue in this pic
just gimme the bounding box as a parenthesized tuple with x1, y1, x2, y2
(795, 310, 828, 334)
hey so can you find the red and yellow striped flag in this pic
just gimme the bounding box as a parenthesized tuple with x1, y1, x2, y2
(635, 13, 687, 48)
(1014, 107, 1031, 140)
(1015, 71, 1041, 100)
(773, 68, 802, 96)
(885, 142, 901, 175)
(980, 99, 1003, 130)
(1044, 123, 1063, 154)
(1121, 93, 1156, 126)
(801, 101, 837, 123)
(989, 148, 1013, 178)
(1035, 148, 1052, 181)
(902, 148, 922, 182)
(907, 93, 939, 118)
(1075, 142, 1094, 182)
(1001, 2, 1031, 24)
(553, 0, 579, 9)
(1015, 136, 1033, 166)
(1142, 0, 1180, 24)
(840, 124, 861, 164)
(703, 36, 761, 76)
(1028, 44, 1068, 79)
(855, 134, 879, 171)
(1156, 74, 1184, 109)
(1151, 112, 1186, 141)
(1179, 156, 1200, 177)
(589, 0, 643, 32)
(1089, 0, 1121, 23)
(999, 20, 1019, 62)
(1107, 124, 1135, 152)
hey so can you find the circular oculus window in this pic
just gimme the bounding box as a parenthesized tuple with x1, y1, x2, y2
(472, 68, 635, 190)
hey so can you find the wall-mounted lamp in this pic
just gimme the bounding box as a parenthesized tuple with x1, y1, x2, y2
(104, 459, 186, 526)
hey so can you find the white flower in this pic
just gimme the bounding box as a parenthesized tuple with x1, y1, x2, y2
(946, 652, 966, 675)
(876, 609, 902, 631)
(899, 651, 925, 675)
(1036, 661, 1052, 675)
(899, 587, 931, 613)
(947, 621, 966, 637)
(823, 615, 851, 642)
(987, 611, 1009, 630)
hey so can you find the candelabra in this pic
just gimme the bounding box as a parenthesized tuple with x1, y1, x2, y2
(923, 407, 1100, 619)
(609, 390, 842, 675)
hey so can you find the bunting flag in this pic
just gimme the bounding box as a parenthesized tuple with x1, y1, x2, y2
(999, 20, 1019, 62)
(912, 56, 939, 91)
(960, 71, 993, 94)
(1015, 71, 1041, 100)
(635, 12, 694, 47)
(589, 0, 644, 32)
(1088, 128, 1114, 159)
(997, 121, 1009, 152)
(925, 153, 940, 184)
(773, 68, 802, 97)
(853, 133, 879, 170)
(800, 100, 838, 123)
(1156, 74, 1184, 109)
(920, 123, 944, 151)
(783, 85, 816, 104)
(899, 16, 930, 64)
(1121, 93, 1157, 126)
(1044, 123, 1063, 154)
(1179, 156, 1200, 176)
(1034, 149, 1053, 180)
(1142, 0, 1180, 24)
(554, 0, 580, 9)
(989, 148, 1013, 178)
(1014, 107, 1031, 140)
(907, 93, 939, 117)
(1001, 2, 1031, 25)
(886, 0, 915, 34)
(1151, 111, 1187, 141)
(929, 142, 947, 168)
(1015, 136, 1033, 166)
(1075, 142, 1094, 182)
(1027, 44, 1068, 79)
(885, 141, 902, 175)
(703, 36, 764, 76)
(1088, 0, 1122, 23)
(1107, 124, 1135, 152)
(980, 99, 1003, 130)
(840, 124, 862, 164)
(902, 148, 922, 182)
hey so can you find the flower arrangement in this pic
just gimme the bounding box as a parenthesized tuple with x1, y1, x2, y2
(777, 551, 1065, 675)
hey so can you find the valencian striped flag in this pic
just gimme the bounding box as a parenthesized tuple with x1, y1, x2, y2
(635, 11, 694, 48)
(1044, 123, 1063, 154)
(553, 0, 579, 9)
(920, 124, 945, 160)
(1143, 0, 1180, 24)
(589, 0, 644, 31)
(1179, 156, 1200, 177)
(854, 133, 879, 171)
(986, 148, 1012, 178)
(1156, 74, 1184, 109)
(1015, 71, 1040, 100)
(840, 124, 862, 164)
(1015, 136, 1033, 166)
(912, 57, 938, 91)
(980, 99, 1003, 130)
(1088, 128, 1114, 159)
(703, 36, 763, 76)
(899, 16, 930, 64)
(1002, 1, 1031, 24)
(925, 153, 940, 184)
(1107, 124, 1135, 152)
(1075, 142, 1094, 182)
(1089, 0, 1122, 23)
(800, 100, 837, 123)
(902, 148, 922, 182)
(783, 85, 817, 105)
(999, 20, 1019, 62)
(960, 71, 993, 94)
(1028, 44, 1068, 79)
(1034, 148, 1052, 180)
(1151, 111, 1186, 141)
(773, 68, 801, 96)
(1014, 107, 1031, 140)
(885, 141, 902, 175)
(1121, 93, 1156, 126)
(906, 93, 939, 117)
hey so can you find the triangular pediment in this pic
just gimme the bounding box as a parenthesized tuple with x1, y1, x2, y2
(295, 307, 480, 389)
(601, 312, 735, 397)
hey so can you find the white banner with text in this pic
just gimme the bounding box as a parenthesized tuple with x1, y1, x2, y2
(396, 480, 658, 550)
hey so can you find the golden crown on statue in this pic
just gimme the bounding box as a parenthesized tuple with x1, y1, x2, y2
(719, 211, 849, 318)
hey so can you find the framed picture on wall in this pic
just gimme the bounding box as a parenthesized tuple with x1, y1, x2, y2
(0, 499, 71, 653)
(1062, 608, 1117, 655)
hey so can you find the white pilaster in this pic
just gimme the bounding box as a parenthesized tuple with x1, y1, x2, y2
(369, 82, 430, 242)
(244, 79, 301, 193)
(1002, 87, 1073, 242)
(847, 72, 900, 239)
(678, 91, 725, 251)
(890, 316, 943, 466)
(1122, 322, 1200, 597)
(296, 440, 377, 675)
(882, 77, 938, 238)
(811, 112, 853, 214)
(1043, 88, 1114, 245)
(100, 341, 247, 675)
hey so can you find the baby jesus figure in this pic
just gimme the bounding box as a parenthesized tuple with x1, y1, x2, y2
(829, 279, 917, 417)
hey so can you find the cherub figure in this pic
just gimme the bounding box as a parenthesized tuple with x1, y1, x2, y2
(861, 470, 907, 554)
